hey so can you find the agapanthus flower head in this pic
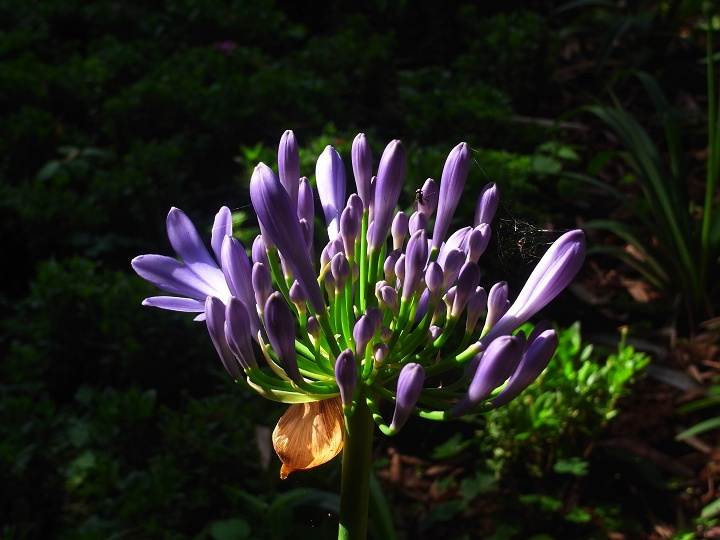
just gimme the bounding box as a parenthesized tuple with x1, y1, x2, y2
(132, 130, 586, 478)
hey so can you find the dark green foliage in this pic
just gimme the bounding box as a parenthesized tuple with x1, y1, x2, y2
(415, 324, 651, 538)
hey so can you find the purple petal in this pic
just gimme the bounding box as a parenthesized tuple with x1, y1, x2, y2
(479, 230, 585, 348)
(369, 140, 406, 251)
(391, 211, 409, 250)
(352, 133, 373, 209)
(353, 315, 376, 357)
(474, 182, 500, 226)
(451, 262, 480, 318)
(221, 236, 263, 341)
(166, 207, 222, 287)
(316, 145, 347, 241)
(211, 206, 233, 263)
(141, 296, 205, 312)
(335, 348, 357, 409)
(417, 178, 438, 217)
(431, 143, 470, 251)
(278, 130, 300, 207)
(250, 163, 325, 313)
(225, 297, 258, 369)
(491, 329, 558, 408)
(402, 230, 428, 301)
(389, 363, 425, 432)
(264, 292, 302, 383)
(132, 254, 228, 300)
(205, 296, 242, 379)
(451, 335, 522, 416)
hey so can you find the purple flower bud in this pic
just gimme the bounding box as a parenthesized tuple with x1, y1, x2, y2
(373, 343, 389, 366)
(297, 177, 315, 238)
(335, 348, 357, 409)
(340, 206, 359, 257)
(278, 130, 300, 208)
(474, 182, 499, 226)
(316, 145, 346, 241)
(389, 363, 425, 432)
(526, 320, 554, 346)
(348, 194, 363, 231)
(205, 296, 241, 379)
(491, 329, 558, 408)
(383, 249, 401, 284)
(467, 224, 491, 263)
(250, 163, 324, 313)
(394, 254, 406, 287)
(485, 281, 509, 329)
(225, 297, 258, 369)
(408, 211, 428, 236)
(451, 261, 480, 318)
(482, 230, 585, 343)
(252, 262, 272, 315)
(331, 252, 350, 290)
(299, 218, 313, 252)
(441, 249, 466, 291)
(374, 280, 387, 298)
(369, 140, 406, 251)
(289, 280, 306, 307)
(451, 335, 523, 416)
(465, 287, 487, 332)
(402, 230, 428, 301)
(379, 285, 399, 315)
(444, 286, 457, 314)
(211, 206, 232, 262)
(353, 315, 376, 357)
(437, 227, 471, 260)
(323, 272, 336, 297)
(391, 211, 409, 250)
(352, 133, 373, 209)
(365, 306, 384, 331)
(257, 220, 274, 250)
(306, 315, 320, 338)
(252, 235, 270, 267)
(416, 178, 438, 217)
(264, 292, 302, 383)
(221, 235, 262, 339)
(431, 142, 470, 251)
(425, 262, 444, 300)
(428, 325, 442, 341)
(380, 326, 393, 342)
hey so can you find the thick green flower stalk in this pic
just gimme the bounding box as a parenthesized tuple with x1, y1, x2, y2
(132, 131, 586, 539)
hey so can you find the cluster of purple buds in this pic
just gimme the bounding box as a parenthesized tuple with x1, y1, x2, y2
(132, 131, 585, 474)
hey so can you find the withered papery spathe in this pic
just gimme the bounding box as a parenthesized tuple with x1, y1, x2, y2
(272, 397, 344, 480)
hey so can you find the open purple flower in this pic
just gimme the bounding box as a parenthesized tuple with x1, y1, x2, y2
(131, 207, 233, 317)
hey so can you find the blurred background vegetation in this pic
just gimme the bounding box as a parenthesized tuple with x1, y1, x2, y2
(1, 0, 718, 538)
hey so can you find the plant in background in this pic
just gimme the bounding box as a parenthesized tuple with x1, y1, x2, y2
(131, 131, 585, 539)
(566, 9, 719, 327)
(426, 323, 651, 535)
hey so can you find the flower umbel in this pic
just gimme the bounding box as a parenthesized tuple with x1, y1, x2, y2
(132, 131, 586, 480)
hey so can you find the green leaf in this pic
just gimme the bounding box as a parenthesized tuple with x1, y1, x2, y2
(208, 518, 251, 540)
(701, 497, 720, 518)
(553, 457, 589, 477)
(565, 506, 592, 523)
(675, 416, 720, 440)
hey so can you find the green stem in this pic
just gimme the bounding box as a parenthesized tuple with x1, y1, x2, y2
(338, 396, 374, 540)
